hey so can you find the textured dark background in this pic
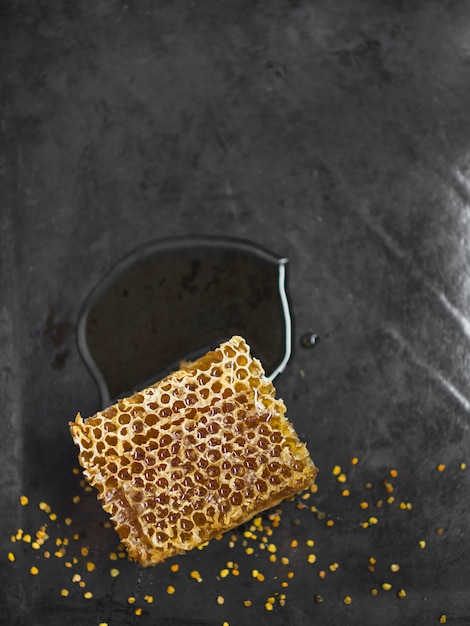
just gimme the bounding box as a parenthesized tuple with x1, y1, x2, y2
(1, 1, 470, 624)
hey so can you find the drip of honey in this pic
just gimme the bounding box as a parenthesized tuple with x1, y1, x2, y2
(78, 236, 292, 407)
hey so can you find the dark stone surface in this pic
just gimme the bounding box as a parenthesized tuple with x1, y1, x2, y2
(1, 1, 470, 624)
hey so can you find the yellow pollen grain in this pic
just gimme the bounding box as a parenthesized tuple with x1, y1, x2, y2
(306, 539, 315, 547)
(397, 588, 406, 599)
(20, 495, 29, 506)
(217, 595, 225, 605)
(371, 588, 378, 596)
(49, 513, 57, 521)
(439, 616, 447, 624)
(72, 574, 81, 583)
(460, 462, 466, 470)
(308, 554, 317, 564)
(39, 502, 51, 513)
(343, 596, 352, 605)
(337, 473, 347, 483)
(170, 563, 179, 572)
(390, 563, 400, 572)
(267, 544, 277, 553)
(419, 540, 426, 549)
(437, 464, 446, 472)
(30, 566, 39, 575)
(7, 552, 15, 562)
(265, 601, 273, 611)
(351, 457, 359, 465)
(144, 595, 153, 603)
(109, 552, 118, 561)
(134, 608, 142, 616)
(342, 489, 350, 496)
(167, 585, 175, 595)
(110, 568, 120, 577)
(369, 517, 379, 525)
(269, 554, 276, 563)
(287, 571, 295, 579)
(86, 562, 95, 572)
(220, 568, 229, 578)
(244, 600, 252, 607)
(44, 551, 50, 559)
(360, 502, 369, 509)
(190, 570, 202, 582)
(332, 465, 341, 475)
(65, 518, 72, 526)
(65, 562, 72, 568)
(60, 588, 69, 597)
(127, 596, 136, 604)
(329, 563, 339, 572)
(389, 469, 398, 478)
(245, 547, 254, 555)
(281, 557, 289, 565)
(31, 542, 40, 550)
(382, 583, 392, 591)
(79, 581, 86, 588)
(72, 496, 80, 504)
(369, 557, 377, 564)
(81, 547, 89, 557)
(290, 540, 298, 548)
(23, 534, 31, 543)
(326, 520, 335, 527)
(83, 591, 93, 599)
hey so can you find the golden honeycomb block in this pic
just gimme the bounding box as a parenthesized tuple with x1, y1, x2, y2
(70, 336, 317, 566)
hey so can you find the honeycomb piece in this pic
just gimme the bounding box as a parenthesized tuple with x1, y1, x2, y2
(70, 336, 317, 567)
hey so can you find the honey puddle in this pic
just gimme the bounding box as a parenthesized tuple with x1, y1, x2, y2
(78, 236, 292, 407)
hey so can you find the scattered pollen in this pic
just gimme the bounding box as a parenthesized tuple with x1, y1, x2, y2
(167, 585, 175, 595)
(30, 566, 39, 575)
(60, 589, 69, 597)
(437, 464, 446, 472)
(20, 496, 29, 506)
(343, 596, 352, 605)
(190, 570, 203, 583)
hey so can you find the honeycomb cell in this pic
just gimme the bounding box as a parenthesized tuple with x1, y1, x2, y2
(70, 335, 317, 567)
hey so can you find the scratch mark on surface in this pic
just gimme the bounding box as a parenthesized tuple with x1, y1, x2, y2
(355, 204, 470, 341)
(385, 325, 470, 424)
(224, 180, 238, 217)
